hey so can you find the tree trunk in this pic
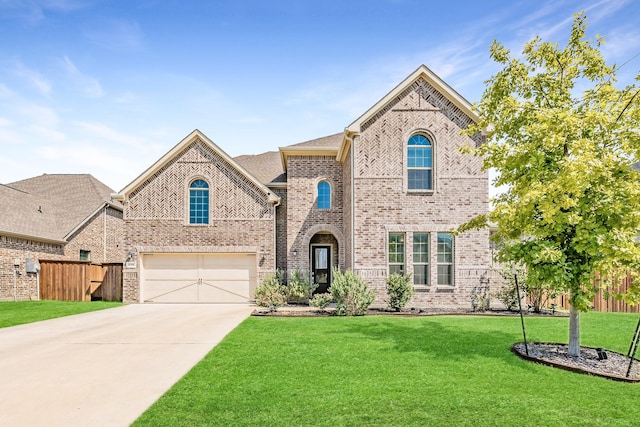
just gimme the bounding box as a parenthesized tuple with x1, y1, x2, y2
(568, 304, 580, 357)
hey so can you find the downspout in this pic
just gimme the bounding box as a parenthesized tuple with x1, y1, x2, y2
(351, 135, 356, 270)
(103, 205, 107, 262)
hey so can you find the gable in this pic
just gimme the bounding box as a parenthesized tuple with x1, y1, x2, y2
(1, 174, 120, 243)
(120, 131, 278, 220)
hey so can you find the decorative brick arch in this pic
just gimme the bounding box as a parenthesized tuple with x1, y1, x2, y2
(301, 224, 345, 271)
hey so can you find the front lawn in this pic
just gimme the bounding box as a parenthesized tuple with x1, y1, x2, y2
(135, 312, 640, 426)
(0, 300, 122, 328)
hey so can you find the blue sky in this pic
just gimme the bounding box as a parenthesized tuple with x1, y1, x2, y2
(1, 0, 639, 191)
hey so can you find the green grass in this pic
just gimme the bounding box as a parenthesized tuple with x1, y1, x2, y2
(135, 312, 640, 427)
(0, 300, 122, 328)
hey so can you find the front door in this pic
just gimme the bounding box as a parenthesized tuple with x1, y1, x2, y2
(312, 246, 331, 294)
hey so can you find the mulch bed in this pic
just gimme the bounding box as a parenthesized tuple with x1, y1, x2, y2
(252, 306, 568, 317)
(512, 342, 640, 382)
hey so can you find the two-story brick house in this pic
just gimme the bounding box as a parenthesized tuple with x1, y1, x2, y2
(115, 65, 492, 307)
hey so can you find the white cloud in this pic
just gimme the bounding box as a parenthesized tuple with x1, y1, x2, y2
(12, 61, 51, 96)
(15, 103, 59, 127)
(72, 120, 145, 148)
(61, 55, 104, 98)
(84, 19, 144, 51)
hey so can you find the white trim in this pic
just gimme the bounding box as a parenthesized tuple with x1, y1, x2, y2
(116, 129, 280, 205)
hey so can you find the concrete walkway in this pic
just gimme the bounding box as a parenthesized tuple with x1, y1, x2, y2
(0, 303, 253, 427)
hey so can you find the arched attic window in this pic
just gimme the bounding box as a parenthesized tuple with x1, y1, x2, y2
(407, 134, 433, 190)
(317, 180, 331, 210)
(189, 179, 209, 224)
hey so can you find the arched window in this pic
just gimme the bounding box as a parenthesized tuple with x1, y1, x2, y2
(407, 134, 433, 190)
(317, 181, 331, 210)
(189, 179, 209, 224)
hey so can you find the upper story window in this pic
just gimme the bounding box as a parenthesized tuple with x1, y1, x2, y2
(189, 179, 209, 224)
(317, 180, 331, 210)
(407, 134, 433, 190)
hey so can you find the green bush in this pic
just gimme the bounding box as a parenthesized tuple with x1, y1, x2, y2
(285, 269, 317, 304)
(254, 271, 286, 311)
(309, 293, 333, 309)
(385, 273, 414, 312)
(329, 269, 375, 316)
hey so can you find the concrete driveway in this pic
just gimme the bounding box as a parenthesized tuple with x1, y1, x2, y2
(0, 303, 253, 427)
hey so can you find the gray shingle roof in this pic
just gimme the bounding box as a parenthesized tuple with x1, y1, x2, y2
(1, 174, 119, 242)
(235, 133, 343, 185)
(234, 151, 286, 185)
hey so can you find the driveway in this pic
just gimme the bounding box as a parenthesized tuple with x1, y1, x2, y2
(0, 303, 253, 427)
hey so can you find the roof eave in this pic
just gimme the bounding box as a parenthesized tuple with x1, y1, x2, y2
(346, 64, 479, 134)
(116, 129, 280, 205)
(0, 230, 66, 245)
(278, 147, 340, 171)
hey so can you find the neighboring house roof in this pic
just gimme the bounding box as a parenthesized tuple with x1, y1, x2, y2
(1, 174, 120, 243)
(115, 129, 281, 204)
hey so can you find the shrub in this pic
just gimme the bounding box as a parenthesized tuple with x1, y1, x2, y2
(329, 268, 375, 316)
(254, 271, 286, 311)
(285, 269, 317, 304)
(471, 286, 491, 311)
(494, 282, 519, 311)
(385, 273, 413, 312)
(309, 293, 333, 309)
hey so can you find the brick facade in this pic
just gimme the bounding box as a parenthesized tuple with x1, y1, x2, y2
(350, 76, 492, 308)
(121, 136, 277, 303)
(0, 206, 125, 301)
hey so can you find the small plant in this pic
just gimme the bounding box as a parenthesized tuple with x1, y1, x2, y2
(385, 273, 413, 312)
(285, 269, 317, 304)
(471, 286, 491, 311)
(494, 282, 519, 311)
(309, 293, 333, 309)
(254, 271, 286, 311)
(329, 268, 375, 316)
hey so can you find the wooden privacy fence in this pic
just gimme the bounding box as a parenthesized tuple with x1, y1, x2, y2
(545, 272, 640, 313)
(39, 261, 122, 302)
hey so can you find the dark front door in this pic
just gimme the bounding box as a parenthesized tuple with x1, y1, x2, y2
(312, 246, 331, 294)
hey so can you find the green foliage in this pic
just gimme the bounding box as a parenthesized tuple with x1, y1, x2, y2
(254, 271, 287, 311)
(462, 12, 640, 353)
(284, 269, 317, 304)
(309, 292, 333, 309)
(329, 268, 375, 316)
(385, 273, 414, 311)
(471, 286, 491, 311)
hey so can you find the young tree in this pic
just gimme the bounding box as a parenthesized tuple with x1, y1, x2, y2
(462, 12, 640, 356)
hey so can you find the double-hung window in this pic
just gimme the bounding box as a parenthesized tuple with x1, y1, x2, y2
(189, 179, 209, 224)
(413, 233, 429, 285)
(437, 233, 454, 285)
(388, 233, 405, 275)
(407, 134, 433, 190)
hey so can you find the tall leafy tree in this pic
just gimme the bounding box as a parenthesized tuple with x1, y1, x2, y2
(463, 12, 640, 356)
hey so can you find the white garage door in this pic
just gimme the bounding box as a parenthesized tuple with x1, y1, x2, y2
(141, 253, 256, 303)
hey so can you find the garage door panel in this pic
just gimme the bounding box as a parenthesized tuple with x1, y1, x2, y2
(141, 253, 255, 303)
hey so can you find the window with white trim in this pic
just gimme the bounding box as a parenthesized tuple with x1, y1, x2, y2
(407, 134, 433, 190)
(388, 233, 405, 275)
(189, 179, 209, 224)
(413, 233, 429, 285)
(437, 233, 453, 285)
(317, 181, 331, 210)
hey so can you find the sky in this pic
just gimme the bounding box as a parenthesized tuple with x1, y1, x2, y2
(0, 0, 639, 192)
